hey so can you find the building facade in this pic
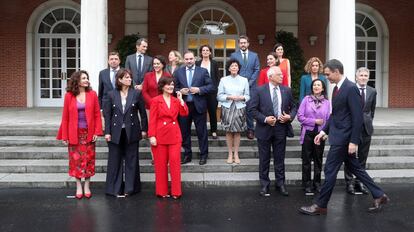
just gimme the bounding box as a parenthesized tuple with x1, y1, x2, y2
(1, 0, 413, 107)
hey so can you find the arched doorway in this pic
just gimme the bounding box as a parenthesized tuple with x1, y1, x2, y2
(178, 0, 246, 77)
(35, 7, 80, 106)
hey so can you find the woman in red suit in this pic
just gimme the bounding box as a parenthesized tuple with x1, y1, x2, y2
(57, 70, 103, 199)
(148, 77, 188, 199)
(257, 52, 279, 86)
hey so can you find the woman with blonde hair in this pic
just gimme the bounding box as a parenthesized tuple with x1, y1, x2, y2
(166, 50, 183, 75)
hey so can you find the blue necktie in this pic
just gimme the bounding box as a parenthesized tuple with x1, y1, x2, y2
(187, 68, 193, 102)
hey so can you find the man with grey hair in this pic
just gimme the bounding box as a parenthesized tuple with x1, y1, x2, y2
(249, 66, 296, 197)
(125, 38, 153, 90)
(344, 67, 377, 195)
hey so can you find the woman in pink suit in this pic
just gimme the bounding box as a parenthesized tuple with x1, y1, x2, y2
(148, 77, 188, 199)
(57, 70, 103, 199)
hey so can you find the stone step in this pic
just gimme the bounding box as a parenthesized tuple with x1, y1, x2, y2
(1, 125, 414, 136)
(0, 157, 413, 174)
(1, 135, 414, 147)
(1, 169, 413, 188)
(1, 145, 414, 160)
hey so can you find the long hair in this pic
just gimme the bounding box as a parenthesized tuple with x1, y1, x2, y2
(115, 69, 133, 90)
(66, 70, 91, 96)
(310, 78, 328, 99)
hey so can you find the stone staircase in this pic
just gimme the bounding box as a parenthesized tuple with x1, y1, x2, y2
(0, 123, 414, 188)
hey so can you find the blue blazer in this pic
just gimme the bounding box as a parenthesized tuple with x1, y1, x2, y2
(103, 88, 148, 145)
(323, 78, 363, 145)
(248, 84, 297, 139)
(299, 74, 328, 103)
(173, 66, 214, 114)
(230, 50, 260, 89)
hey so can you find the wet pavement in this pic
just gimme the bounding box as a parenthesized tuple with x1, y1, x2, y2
(1, 184, 413, 232)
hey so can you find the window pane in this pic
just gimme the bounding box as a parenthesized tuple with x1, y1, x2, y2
(40, 59, 49, 67)
(52, 48, 61, 58)
(52, 9, 64, 21)
(356, 51, 365, 60)
(368, 42, 376, 50)
(187, 38, 198, 49)
(40, 48, 49, 57)
(73, 14, 80, 26)
(368, 81, 375, 88)
(215, 49, 224, 57)
(65, 8, 76, 21)
(67, 38, 76, 48)
(38, 22, 51, 33)
(367, 51, 376, 60)
(52, 79, 61, 88)
(226, 23, 237, 34)
(52, 59, 61, 68)
(67, 69, 76, 78)
(41, 69, 49, 78)
(41, 90, 50, 98)
(52, 22, 76, 33)
(52, 89, 62, 98)
(52, 69, 61, 78)
(67, 59, 76, 68)
(200, 9, 212, 22)
(226, 39, 236, 49)
(356, 27, 365, 37)
(356, 42, 365, 50)
(362, 17, 374, 30)
(367, 27, 378, 37)
(40, 79, 50, 88)
(43, 13, 56, 26)
(186, 23, 199, 34)
(40, 39, 49, 47)
(355, 13, 364, 25)
(367, 61, 376, 70)
(67, 49, 76, 58)
(357, 61, 365, 68)
(214, 39, 225, 49)
(52, 39, 61, 47)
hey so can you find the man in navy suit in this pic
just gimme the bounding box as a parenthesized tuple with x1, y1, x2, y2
(344, 67, 377, 195)
(174, 51, 213, 165)
(98, 52, 121, 109)
(230, 35, 260, 140)
(299, 59, 389, 215)
(249, 66, 296, 197)
(125, 38, 153, 90)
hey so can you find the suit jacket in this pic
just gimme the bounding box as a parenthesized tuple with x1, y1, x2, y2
(57, 91, 103, 144)
(362, 85, 377, 135)
(230, 50, 260, 89)
(173, 66, 214, 114)
(195, 59, 220, 94)
(323, 78, 363, 145)
(98, 68, 120, 108)
(248, 84, 297, 139)
(148, 95, 189, 144)
(125, 53, 153, 86)
(142, 71, 171, 109)
(103, 88, 148, 145)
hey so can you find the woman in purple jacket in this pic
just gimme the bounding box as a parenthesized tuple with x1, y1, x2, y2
(297, 79, 330, 195)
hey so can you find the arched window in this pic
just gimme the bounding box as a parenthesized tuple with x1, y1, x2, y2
(185, 8, 239, 76)
(36, 7, 80, 106)
(355, 12, 380, 88)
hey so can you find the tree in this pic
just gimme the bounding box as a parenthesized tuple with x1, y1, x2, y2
(274, 30, 305, 100)
(115, 34, 140, 67)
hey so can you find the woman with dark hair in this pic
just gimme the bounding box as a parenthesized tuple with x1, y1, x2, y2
(273, 43, 291, 87)
(57, 70, 103, 199)
(217, 59, 250, 164)
(195, 44, 220, 139)
(299, 57, 327, 103)
(148, 77, 188, 199)
(297, 79, 330, 195)
(103, 69, 148, 197)
(257, 52, 280, 86)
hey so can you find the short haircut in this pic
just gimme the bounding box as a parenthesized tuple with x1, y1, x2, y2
(136, 38, 148, 46)
(108, 51, 120, 58)
(356, 67, 370, 77)
(310, 78, 328, 99)
(157, 76, 174, 93)
(324, 59, 344, 74)
(183, 50, 195, 57)
(226, 58, 241, 74)
(267, 66, 280, 78)
(238, 35, 249, 42)
(304, 57, 323, 73)
(115, 69, 133, 90)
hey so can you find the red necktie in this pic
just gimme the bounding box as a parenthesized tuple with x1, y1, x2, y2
(333, 85, 339, 98)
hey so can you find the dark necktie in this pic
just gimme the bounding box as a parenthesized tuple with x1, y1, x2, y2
(332, 85, 339, 99)
(360, 87, 365, 107)
(272, 86, 279, 117)
(111, 69, 117, 88)
(243, 52, 247, 65)
(137, 55, 142, 76)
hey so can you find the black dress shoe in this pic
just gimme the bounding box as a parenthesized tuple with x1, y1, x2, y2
(346, 184, 356, 195)
(298, 204, 327, 215)
(259, 187, 270, 197)
(368, 194, 390, 212)
(199, 158, 207, 165)
(181, 156, 192, 164)
(277, 185, 289, 196)
(356, 182, 369, 195)
(246, 130, 255, 140)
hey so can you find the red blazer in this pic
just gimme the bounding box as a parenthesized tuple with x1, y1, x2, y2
(56, 90, 103, 144)
(142, 71, 171, 109)
(257, 67, 270, 87)
(148, 95, 188, 145)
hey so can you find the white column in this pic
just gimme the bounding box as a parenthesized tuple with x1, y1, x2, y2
(81, 0, 108, 92)
(328, 0, 355, 81)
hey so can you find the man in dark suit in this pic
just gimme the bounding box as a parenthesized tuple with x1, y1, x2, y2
(125, 38, 153, 90)
(230, 35, 260, 140)
(299, 59, 389, 215)
(98, 51, 121, 109)
(174, 51, 213, 165)
(248, 66, 296, 197)
(344, 67, 377, 195)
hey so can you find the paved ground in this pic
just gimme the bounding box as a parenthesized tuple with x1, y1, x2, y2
(0, 184, 413, 232)
(0, 107, 413, 128)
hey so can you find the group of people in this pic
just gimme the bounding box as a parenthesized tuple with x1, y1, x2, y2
(56, 35, 389, 215)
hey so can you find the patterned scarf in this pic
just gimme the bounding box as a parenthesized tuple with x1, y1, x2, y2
(310, 95, 325, 108)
